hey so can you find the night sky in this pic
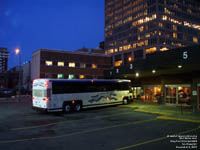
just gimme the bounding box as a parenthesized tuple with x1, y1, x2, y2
(0, 0, 105, 69)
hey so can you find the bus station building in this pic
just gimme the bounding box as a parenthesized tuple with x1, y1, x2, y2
(105, 45, 200, 111)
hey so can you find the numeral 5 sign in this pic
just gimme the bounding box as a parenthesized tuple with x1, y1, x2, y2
(183, 51, 188, 59)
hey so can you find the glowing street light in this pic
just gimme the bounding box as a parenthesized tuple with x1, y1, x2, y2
(15, 48, 21, 100)
(15, 48, 20, 55)
(136, 72, 139, 77)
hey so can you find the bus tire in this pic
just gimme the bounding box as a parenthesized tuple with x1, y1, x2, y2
(74, 102, 82, 112)
(63, 103, 71, 113)
(123, 98, 128, 105)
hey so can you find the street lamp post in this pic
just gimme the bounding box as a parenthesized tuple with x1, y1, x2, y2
(15, 48, 21, 100)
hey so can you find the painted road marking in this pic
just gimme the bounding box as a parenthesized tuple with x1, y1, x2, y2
(157, 116, 200, 123)
(11, 111, 136, 131)
(134, 109, 171, 116)
(115, 126, 200, 150)
(0, 118, 156, 144)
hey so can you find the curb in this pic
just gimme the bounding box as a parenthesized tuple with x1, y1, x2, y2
(134, 109, 171, 116)
(0, 100, 32, 103)
(157, 116, 200, 123)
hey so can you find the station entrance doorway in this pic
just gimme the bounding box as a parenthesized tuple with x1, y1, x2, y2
(165, 84, 191, 105)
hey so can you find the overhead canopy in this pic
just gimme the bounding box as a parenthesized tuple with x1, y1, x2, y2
(105, 45, 200, 79)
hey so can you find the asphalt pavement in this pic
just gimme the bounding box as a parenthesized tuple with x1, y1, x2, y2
(0, 101, 199, 150)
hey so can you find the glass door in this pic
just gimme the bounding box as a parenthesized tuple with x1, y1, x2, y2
(165, 87, 177, 104)
(177, 86, 191, 104)
(198, 87, 200, 110)
(144, 87, 153, 102)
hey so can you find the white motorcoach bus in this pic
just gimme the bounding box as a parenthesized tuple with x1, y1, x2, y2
(32, 79, 133, 112)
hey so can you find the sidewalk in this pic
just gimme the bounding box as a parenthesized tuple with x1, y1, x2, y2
(0, 95, 31, 103)
(122, 101, 200, 123)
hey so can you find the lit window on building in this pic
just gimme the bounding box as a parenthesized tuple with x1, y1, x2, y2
(133, 43, 137, 48)
(107, 49, 114, 54)
(193, 37, 198, 43)
(68, 74, 74, 79)
(145, 47, 157, 54)
(119, 47, 123, 51)
(114, 60, 122, 67)
(45, 61, 53, 66)
(160, 47, 169, 51)
(128, 44, 132, 49)
(128, 56, 132, 62)
(145, 40, 148, 46)
(69, 62, 75, 67)
(173, 25, 177, 31)
(145, 33, 150, 38)
(138, 35, 141, 40)
(184, 21, 200, 30)
(159, 22, 163, 28)
(137, 41, 145, 47)
(123, 45, 128, 50)
(138, 26, 144, 32)
(162, 15, 167, 20)
(132, 14, 157, 27)
(173, 33, 178, 39)
(92, 64, 97, 69)
(58, 62, 64, 67)
(79, 75, 85, 79)
(57, 74, 63, 79)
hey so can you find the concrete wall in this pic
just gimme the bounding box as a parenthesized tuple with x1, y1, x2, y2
(31, 50, 40, 81)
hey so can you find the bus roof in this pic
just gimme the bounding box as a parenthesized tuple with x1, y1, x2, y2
(33, 79, 131, 83)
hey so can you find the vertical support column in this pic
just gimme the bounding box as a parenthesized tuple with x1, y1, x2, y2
(198, 86, 200, 111)
(121, 53, 124, 65)
(191, 79, 198, 112)
(161, 77, 165, 104)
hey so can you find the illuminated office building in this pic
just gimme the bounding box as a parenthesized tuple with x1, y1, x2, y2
(31, 48, 111, 81)
(0, 47, 9, 73)
(105, 0, 200, 66)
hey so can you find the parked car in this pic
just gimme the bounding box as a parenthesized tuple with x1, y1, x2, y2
(0, 89, 14, 97)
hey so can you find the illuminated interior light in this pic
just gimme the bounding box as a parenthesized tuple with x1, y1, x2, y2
(68, 74, 74, 79)
(58, 62, 64, 67)
(128, 57, 132, 62)
(152, 70, 156, 74)
(136, 72, 139, 77)
(79, 75, 85, 79)
(58, 74, 63, 79)
(160, 47, 169, 51)
(178, 65, 182, 69)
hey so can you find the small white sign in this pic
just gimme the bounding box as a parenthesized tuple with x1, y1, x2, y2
(116, 68, 119, 73)
(130, 64, 133, 69)
(192, 90, 197, 96)
(183, 51, 188, 59)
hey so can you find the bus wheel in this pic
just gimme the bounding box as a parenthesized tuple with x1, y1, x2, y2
(64, 104, 71, 113)
(74, 103, 82, 112)
(123, 98, 128, 105)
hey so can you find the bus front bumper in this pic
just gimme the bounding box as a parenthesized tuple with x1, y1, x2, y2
(32, 106, 63, 112)
(32, 106, 48, 112)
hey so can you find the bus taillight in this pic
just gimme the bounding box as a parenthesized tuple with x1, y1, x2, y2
(44, 80, 49, 88)
(42, 97, 50, 102)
